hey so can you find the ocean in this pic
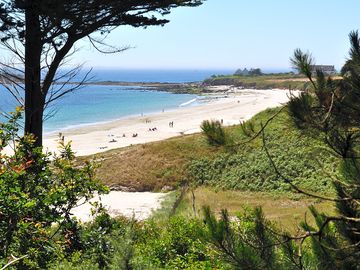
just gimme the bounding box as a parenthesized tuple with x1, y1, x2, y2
(86, 68, 232, 83)
(0, 69, 232, 133)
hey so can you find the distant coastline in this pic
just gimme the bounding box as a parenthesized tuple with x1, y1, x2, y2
(0, 71, 313, 95)
(67, 72, 311, 94)
(80, 81, 200, 93)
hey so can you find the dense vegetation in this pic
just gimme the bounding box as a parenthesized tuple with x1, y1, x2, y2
(189, 108, 337, 193)
(0, 109, 108, 269)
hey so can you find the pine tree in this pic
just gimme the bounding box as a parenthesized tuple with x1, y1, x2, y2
(288, 31, 360, 269)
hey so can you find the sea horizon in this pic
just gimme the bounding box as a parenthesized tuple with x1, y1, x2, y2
(60, 67, 292, 83)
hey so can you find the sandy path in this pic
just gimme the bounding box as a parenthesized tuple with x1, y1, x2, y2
(71, 191, 167, 222)
(43, 88, 297, 157)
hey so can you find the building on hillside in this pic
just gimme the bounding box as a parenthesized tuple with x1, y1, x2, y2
(310, 65, 336, 75)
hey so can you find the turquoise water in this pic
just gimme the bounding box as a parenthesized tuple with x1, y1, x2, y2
(0, 85, 197, 133)
(44, 85, 197, 133)
(0, 69, 231, 133)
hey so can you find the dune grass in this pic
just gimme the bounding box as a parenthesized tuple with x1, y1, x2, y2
(174, 187, 335, 232)
(84, 133, 225, 191)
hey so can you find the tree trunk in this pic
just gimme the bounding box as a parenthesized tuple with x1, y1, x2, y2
(24, 4, 44, 147)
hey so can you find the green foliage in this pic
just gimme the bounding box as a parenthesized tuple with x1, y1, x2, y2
(189, 109, 336, 193)
(51, 215, 138, 270)
(134, 216, 220, 269)
(239, 120, 255, 137)
(0, 110, 108, 269)
(52, 215, 220, 270)
(203, 206, 313, 270)
(287, 92, 314, 128)
(201, 119, 228, 146)
(287, 31, 360, 268)
(290, 48, 314, 78)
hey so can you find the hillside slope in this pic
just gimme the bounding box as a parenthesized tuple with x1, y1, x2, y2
(87, 107, 337, 194)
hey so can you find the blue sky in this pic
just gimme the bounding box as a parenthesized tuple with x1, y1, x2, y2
(75, 0, 360, 71)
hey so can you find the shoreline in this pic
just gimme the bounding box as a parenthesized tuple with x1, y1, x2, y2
(43, 88, 298, 157)
(44, 95, 203, 137)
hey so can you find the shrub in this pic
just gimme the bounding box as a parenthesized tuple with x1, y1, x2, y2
(0, 109, 108, 269)
(240, 119, 255, 137)
(201, 120, 227, 146)
(133, 216, 221, 269)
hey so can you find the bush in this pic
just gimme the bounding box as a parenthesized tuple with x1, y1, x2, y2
(133, 216, 221, 269)
(0, 109, 108, 269)
(201, 120, 228, 146)
(203, 206, 317, 270)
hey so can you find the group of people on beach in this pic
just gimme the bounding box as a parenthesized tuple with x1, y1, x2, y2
(101, 118, 176, 149)
(107, 132, 137, 142)
(107, 133, 127, 143)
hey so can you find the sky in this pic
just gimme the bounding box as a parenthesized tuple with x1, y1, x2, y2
(65, 1, 360, 71)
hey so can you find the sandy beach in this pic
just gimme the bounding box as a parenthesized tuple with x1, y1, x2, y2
(43, 88, 298, 157)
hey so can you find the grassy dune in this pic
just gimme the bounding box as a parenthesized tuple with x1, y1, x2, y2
(86, 106, 337, 196)
(86, 134, 223, 191)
